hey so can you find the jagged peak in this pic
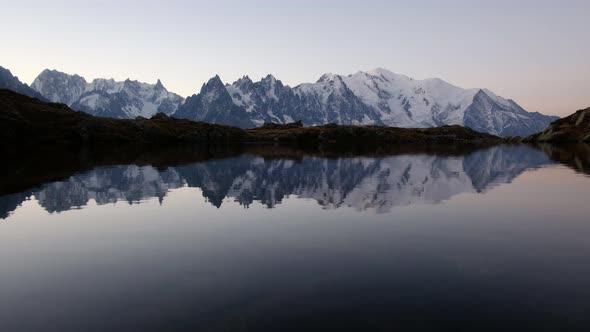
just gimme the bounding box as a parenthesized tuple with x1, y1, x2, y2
(123, 79, 142, 91)
(36, 68, 86, 81)
(0, 66, 16, 79)
(155, 79, 165, 90)
(262, 74, 276, 82)
(0, 66, 22, 85)
(317, 73, 341, 83)
(239, 75, 252, 82)
(42, 68, 66, 75)
(472, 89, 494, 101)
(233, 75, 253, 86)
(208, 75, 223, 84)
(476, 88, 502, 100)
(39, 68, 54, 75)
(200, 75, 226, 93)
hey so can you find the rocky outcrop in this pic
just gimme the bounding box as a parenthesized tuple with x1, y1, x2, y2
(525, 107, 590, 143)
(246, 123, 501, 145)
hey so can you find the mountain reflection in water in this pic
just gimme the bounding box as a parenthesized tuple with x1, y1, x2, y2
(3, 143, 586, 218)
(2, 143, 590, 331)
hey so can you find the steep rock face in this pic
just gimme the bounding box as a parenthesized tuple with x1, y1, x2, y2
(174, 68, 558, 135)
(31, 69, 87, 105)
(526, 107, 590, 142)
(31, 69, 184, 118)
(225, 75, 303, 125)
(294, 73, 382, 126)
(174, 76, 255, 128)
(0, 66, 46, 100)
(464, 90, 557, 137)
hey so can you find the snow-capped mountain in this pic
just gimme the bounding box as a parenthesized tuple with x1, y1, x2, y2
(15, 65, 558, 136)
(0, 65, 46, 101)
(173, 75, 255, 128)
(175, 68, 558, 136)
(31, 69, 184, 118)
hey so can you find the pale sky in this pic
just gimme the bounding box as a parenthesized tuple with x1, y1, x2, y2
(2, 0, 589, 116)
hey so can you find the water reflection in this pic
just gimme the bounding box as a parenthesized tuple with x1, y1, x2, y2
(1, 144, 571, 218)
(2, 144, 590, 331)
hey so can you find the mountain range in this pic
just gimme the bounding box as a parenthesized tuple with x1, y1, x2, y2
(1, 65, 559, 136)
(31, 69, 184, 118)
(174, 69, 558, 136)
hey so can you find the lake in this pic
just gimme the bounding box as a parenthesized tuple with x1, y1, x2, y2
(1, 144, 590, 331)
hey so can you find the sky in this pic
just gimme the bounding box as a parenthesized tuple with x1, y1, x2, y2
(1, 0, 588, 116)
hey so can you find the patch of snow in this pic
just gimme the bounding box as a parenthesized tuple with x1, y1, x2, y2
(79, 94, 100, 109)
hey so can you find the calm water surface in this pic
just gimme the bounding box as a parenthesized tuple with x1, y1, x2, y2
(1, 144, 590, 331)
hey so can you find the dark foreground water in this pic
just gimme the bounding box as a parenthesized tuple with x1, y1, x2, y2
(1, 144, 590, 331)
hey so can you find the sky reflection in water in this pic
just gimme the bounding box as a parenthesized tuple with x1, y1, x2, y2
(1, 144, 590, 331)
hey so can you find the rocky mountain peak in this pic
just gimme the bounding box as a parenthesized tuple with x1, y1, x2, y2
(262, 74, 276, 82)
(233, 75, 254, 89)
(317, 73, 341, 83)
(203, 75, 225, 90)
(1, 66, 47, 101)
(155, 79, 165, 90)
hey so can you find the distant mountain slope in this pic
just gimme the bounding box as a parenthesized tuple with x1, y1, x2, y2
(526, 107, 590, 142)
(31, 69, 184, 118)
(175, 68, 559, 136)
(0, 66, 46, 100)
